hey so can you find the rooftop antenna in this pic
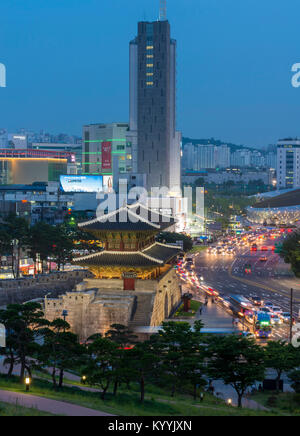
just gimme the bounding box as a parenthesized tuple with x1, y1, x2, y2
(159, 0, 167, 21)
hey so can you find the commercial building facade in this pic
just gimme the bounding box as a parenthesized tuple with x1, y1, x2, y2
(247, 189, 300, 225)
(0, 182, 73, 225)
(277, 140, 300, 189)
(82, 123, 135, 190)
(0, 151, 68, 185)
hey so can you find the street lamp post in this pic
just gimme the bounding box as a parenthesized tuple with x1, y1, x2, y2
(25, 377, 31, 392)
(11, 238, 19, 278)
(290, 288, 294, 344)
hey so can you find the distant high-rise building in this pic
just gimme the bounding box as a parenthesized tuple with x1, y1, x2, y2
(182, 143, 216, 171)
(196, 145, 215, 170)
(230, 149, 251, 168)
(214, 145, 230, 169)
(265, 151, 277, 169)
(182, 143, 196, 171)
(250, 150, 265, 168)
(129, 18, 181, 191)
(277, 139, 300, 189)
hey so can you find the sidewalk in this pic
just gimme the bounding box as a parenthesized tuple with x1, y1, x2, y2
(211, 382, 268, 411)
(0, 389, 114, 416)
(196, 299, 243, 331)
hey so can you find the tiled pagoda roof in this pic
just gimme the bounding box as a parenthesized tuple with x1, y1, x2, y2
(78, 203, 176, 232)
(73, 243, 182, 267)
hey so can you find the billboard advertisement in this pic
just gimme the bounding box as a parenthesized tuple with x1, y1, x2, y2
(102, 141, 112, 170)
(60, 175, 103, 193)
(103, 175, 113, 193)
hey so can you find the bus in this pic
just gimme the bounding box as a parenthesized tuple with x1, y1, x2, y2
(229, 295, 253, 318)
(254, 312, 272, 339)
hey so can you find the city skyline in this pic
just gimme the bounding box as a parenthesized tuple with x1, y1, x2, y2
(0, 0, 300, 148)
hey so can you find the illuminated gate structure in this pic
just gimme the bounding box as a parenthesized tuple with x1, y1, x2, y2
(44, 203, 182, 341)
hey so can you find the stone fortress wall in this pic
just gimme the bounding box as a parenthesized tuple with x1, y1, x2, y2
(0, 270, 92, 306)
(44, 268, 182, 341)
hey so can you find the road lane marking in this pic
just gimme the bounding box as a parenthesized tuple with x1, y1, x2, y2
(228, 264, 300, 302)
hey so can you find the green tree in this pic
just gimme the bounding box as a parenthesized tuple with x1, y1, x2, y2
(84, 337, 119, 400)
(264, 341, 298, 393)
(156, 232, 192, 252)
(0, 308, 18, 377)
(280, 231, 300, 277)
(39, 319, 84, 389)
(28, 222, 55, 274)
(206, 335, 265, 408)
(154, 321, 205, 398)
(126, 340, 160, 403)
(288, 369, 300, 394)
(0, 303, 47, 381)
(104, 324, 139, 396)
(0, 227, 11, 272)
(3, 215, 29, 278)
(105, 324, 138, 349)
(50, 225, 74, 271)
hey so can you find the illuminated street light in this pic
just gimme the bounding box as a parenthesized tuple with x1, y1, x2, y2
(227, 398, 232, 406)
(82, 375, 87, 385)
(25, 377, 31, 392)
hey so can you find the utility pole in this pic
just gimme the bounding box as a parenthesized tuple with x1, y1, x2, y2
(159, 0, 167, 21)
(290, 288, 294, 344)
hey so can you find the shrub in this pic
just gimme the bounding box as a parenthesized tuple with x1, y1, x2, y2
(266, 396, 278, 408)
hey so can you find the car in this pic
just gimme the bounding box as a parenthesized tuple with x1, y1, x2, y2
(261, 246, 268, 251)
(265, 302, 274, 309)
(261, 307, 272, 315)
(272, 307, 283, 315)
(249, 296, 264, 306)
(281, 313, 291, 323)
(271, 315, 283, 326)
(259, 256, 268, 262)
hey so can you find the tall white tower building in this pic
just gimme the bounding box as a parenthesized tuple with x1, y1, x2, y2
(129, 16, 181, 191)
(277, 139, 300, 189)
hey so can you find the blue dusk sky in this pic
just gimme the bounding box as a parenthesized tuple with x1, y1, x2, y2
(0, 0, 299, 148)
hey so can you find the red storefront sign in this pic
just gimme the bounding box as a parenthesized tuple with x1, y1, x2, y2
(102, 141, 112, 170)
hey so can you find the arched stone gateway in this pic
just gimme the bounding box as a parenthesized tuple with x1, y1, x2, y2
(44, 203, 182, 341)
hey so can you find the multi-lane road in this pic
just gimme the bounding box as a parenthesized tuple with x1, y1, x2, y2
(191, 236, 300, 341)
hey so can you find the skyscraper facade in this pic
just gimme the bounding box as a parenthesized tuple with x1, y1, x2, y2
(277, 139, 300, 189)
(129, 19, 181, 191)
(82, 122, 135, 178)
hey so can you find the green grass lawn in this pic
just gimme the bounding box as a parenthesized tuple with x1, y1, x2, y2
(174, 300, 202, 318)
(0, 401, 55, 416)
(189, 246, 207, 254)
(0, 374, 282, 416)
(252, 392, 300, 416)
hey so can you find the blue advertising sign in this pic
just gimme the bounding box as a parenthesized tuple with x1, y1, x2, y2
(60, 175, 103, 193)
